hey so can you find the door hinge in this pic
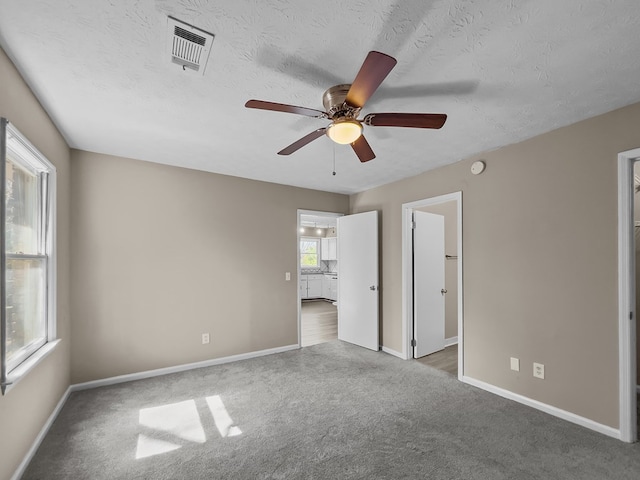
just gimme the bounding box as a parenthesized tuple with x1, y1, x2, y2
(411, 221, 416, 229)
(411, 339, 417, 347)
(630, 312, 634, 320)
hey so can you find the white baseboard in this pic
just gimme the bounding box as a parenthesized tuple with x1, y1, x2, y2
(445, 336, 458, 347)
(11, 386, 71, 480)
(12, 344, 299, 480)
(462, 375, 620, 440)
(71, 344, 300, 392)
(381, 346, 405, 359)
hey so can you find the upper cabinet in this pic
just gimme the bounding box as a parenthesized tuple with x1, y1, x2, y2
(321, 237, 337, 260)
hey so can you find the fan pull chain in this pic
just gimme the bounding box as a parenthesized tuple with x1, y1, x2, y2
(332, 144, 337, 176)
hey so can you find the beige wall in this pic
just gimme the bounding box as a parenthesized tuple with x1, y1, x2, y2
(70, 150, 348, 383)
(417, 202, 458, 339)
(0, 48, 71, 480)
(351, 101, 640, 428)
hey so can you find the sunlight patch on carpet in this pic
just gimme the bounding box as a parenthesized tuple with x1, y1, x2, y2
(206, 395, 242, 437)
(135, 399, 206, 459)
(135, 434, 181, 459)
(135, 396, 242, 459)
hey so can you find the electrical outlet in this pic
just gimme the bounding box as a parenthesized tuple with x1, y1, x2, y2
(510, 357, 520, 372)
(285, 272, 291, 281)
(202, 333, 210, 345)
(533, 362, 545, 379)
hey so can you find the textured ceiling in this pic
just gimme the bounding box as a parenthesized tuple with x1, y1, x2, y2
(1, 1, 639, 194)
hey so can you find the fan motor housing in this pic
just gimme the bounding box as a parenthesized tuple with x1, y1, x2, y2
(323, 84, 360, 119)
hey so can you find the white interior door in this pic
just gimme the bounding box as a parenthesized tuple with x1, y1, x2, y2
(337, 211, 379, 351)
(413, 210, 445, 358)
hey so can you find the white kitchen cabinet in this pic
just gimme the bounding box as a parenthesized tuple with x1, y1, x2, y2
(330, 276, 337, 301)
(323, 273, 338, 301)
(300, 274, 323, 298)
(306, 274, 323, 298)
(321, 237, 337, 260)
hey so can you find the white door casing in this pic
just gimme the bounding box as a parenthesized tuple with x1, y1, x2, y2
(337, 211, 379, 351)
(617, 149, 640, 442)
(413, 211, 446, 358)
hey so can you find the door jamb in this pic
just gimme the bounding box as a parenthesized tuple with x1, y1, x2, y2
(401, 191, 463, 380)
(297, 209, 344, 348)
(617, 148, 639, 443)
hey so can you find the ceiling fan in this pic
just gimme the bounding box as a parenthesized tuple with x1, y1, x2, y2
(245, 51, 447, 163)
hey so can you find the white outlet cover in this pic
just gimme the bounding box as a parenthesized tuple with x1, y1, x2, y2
(533, 362, 545, 379)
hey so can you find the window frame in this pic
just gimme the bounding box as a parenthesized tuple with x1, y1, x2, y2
(299, 237, 321, 270)
(1, 118, 58, 395)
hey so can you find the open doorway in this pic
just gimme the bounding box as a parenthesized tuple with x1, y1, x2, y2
(297, 210, 342, 347)
(401, 192, 463, 378)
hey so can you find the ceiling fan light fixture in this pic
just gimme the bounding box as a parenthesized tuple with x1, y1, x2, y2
(245, 51, 447, 162)
(326, 119, 363, 145)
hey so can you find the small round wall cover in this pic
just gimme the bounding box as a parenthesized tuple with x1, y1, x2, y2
(471, 160, 486, 175)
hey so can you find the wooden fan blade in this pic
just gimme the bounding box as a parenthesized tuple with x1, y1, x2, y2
(278, 128, 327, 155)
(363, 113, 447, 129)
(351, 135, 376, 163)
(245, 100, 327, 118)
(345, 51, 397, 109)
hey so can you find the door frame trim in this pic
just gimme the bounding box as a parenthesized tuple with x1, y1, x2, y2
(401, 191, 463, 380)
(297, 209, 344, 348)
(617, 148, 639, 443)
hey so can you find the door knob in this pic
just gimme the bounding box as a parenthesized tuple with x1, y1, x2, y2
(370, 285, 377, 291)
(441, 289, 447, 295)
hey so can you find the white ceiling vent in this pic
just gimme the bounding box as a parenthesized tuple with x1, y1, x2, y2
(167, 17, 214, 75)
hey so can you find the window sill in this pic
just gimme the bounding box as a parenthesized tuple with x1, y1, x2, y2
(2, 339, 61, 395)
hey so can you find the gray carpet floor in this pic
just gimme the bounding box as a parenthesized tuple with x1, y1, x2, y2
(23, 341, 640, 479)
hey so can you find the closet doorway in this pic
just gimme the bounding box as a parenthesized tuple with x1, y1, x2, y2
(402, 192, 463, 378)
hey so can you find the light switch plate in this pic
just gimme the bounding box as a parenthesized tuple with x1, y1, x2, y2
(285, 272, 291, 281)
(510, 357, 520, 371)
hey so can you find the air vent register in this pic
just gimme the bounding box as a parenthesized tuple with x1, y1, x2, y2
(167, 17, 214, 75)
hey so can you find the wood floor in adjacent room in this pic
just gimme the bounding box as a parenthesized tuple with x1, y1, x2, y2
(301, 300, 337, 347)
(415, 344, 458, 376)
